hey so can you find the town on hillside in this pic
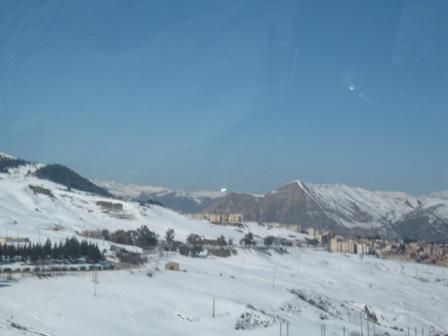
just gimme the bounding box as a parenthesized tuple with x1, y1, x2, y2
(2, 213, 448, 271)
(186, 212, 448, 268)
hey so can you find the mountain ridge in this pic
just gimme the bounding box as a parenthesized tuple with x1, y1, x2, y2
(2, 151, 447, 242)
(97, 178, 448, 242)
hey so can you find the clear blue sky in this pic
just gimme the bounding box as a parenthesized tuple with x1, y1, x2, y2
(1, 0, 447, 195)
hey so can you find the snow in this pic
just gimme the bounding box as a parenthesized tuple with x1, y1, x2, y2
(419, 196, 448, 220)
(94, 180, 225, 202)
(428, 190, 448, 201)
(1, 166, 448, 336)
(291, 181, 418, 228)
(0, 152, 17, 160)
(1, 249, 447, 336)
(0, 167, 303, 245)
(92, 180, 170, 199)
(96, 179, 448, 232)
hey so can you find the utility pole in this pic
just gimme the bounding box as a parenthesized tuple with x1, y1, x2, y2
(92, 271, 98, 297)
(272, 268, 277, 289)
(286, 322, 289, 336)
(212, 298, 215, 318)
(360, 313, 364, 336)
(320, 324, 326, 336)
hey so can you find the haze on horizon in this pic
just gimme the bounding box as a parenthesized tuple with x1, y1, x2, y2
(1, 0, 447, 195)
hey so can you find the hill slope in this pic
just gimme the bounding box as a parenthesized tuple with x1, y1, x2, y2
(0, 159, 300, 245)
(0, 152, 28, 173)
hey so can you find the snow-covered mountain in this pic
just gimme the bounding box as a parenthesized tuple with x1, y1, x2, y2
(95, 179, 226, 212)
(204, 180, 448, 241)
(97, 178, 448, 241)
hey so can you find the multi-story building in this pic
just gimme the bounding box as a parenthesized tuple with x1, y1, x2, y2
(187, 213, 243, 225)
(330, 237, 357, 254)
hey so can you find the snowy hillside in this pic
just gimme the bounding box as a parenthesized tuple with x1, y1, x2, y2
(1, 249, 447, 336)
(0, 163, 301, 245)
(0, 152, 17, 160)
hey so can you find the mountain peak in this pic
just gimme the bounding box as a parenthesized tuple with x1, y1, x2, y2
(274, 180, 307, 193)
(292, 180, 307, 188)
(279, 180, 309, 190)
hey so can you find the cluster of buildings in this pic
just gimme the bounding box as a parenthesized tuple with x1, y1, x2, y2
(378, 240, 448, 267)
(268, 224, 448, 267)
(265, 224, 331, 242)
(328, 236, 448, 267)
(329, 237, 370, 255)
(188, 213, 244, 226)
(305, 227, 331, 244)
(266, 223, 302, 233)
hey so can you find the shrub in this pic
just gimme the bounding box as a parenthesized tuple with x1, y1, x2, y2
(264, 236, 275, 246)
(186, 234, 203, 257)
(241, 232, 256, 246)
(117, 251, 147, 265)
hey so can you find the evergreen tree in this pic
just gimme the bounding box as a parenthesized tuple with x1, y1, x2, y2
(165, 229, 175, 244)
(43, 238, 52, 257)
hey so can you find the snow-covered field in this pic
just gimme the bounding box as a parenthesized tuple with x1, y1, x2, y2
(1, 249, 447, 336)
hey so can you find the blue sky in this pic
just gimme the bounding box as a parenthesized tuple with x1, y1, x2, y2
(1, 0, 447, 195)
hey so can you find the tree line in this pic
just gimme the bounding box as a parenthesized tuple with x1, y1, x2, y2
(101, 225, 158, 249)
(0, 237, 103, 264)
